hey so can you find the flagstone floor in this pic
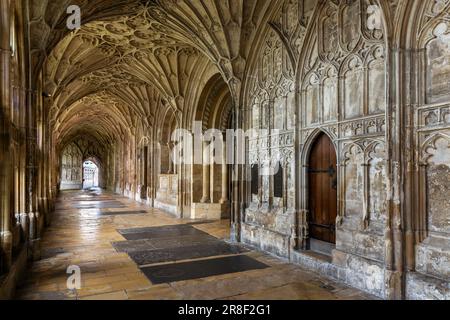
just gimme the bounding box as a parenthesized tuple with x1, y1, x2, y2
(16, 189, 376, 300)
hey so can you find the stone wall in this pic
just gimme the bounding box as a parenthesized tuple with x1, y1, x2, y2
(405, 1, 450, 298)
(241, 0, 390, 298)
(237, 0, 449, 300)
(2, 0, 449, 301)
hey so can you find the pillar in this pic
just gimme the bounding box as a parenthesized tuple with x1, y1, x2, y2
(27, 85, 40, 260)
(384, 46, 405, 300)
(0, 0, 13, 272)
(220, 134, 228, 204)
(201, 141, 211, 203)
(167, 143, 173, 174)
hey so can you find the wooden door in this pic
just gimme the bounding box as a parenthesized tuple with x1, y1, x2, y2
(308, 133, 338, 244)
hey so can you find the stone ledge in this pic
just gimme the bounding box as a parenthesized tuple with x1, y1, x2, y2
(406, 272, 450, 300)
(291, 249, 386, 299)
(241, 222, 290, 258)
(190, 202, 229, 220)
(154, 200, 179, 217)
(291, 250, 341, 281)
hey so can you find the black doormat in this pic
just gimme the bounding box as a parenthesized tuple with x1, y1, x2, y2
(118, 224, 212, 240)
(128, 242, 248, 265)
(73, 200, 123, 204)
(146, 235, 220, 249)
(100, 210, 147, 216)
(71, 198, 116, 202)
(112, 234, 220, 253)
(140, 255, 268, 284)
(112, 239, 156, 253)
(74, 201, 126, 209)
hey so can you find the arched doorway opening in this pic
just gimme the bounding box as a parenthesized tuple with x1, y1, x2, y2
(308, 132, 338, 248)
(153, 108, 179, 216)
(60, 143, 83, 190)
(190, 73, 233, 223)
(83, 160, 99, 190)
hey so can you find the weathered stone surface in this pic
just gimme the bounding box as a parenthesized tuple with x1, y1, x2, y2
(1, 0, 449, 301)
(416, 236, 450, 280)
(241, 223, 290, 258)
(406, 272, 450, 300)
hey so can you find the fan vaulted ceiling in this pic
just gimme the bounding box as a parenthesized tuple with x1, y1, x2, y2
(30, 0, 280, 153)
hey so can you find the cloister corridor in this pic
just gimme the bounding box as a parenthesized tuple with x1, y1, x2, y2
(15, 189, 372, 300)
(1, 0, 449, 301)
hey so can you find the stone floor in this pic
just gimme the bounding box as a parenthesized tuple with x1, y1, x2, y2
(16, 189, 376, 300)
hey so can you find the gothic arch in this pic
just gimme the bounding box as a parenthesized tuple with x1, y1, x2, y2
(194, 73, 233, 131)
(302, 129, 338, 164)
(304, 130, 339, 244)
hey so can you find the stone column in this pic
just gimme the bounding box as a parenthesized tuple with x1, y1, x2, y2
(384, 46, 405, 300)
(0, 0, 13, 272)
(167, 143, 173, 174)
(0, 164, 13, 271)
(41, 105, 50, 225)
(18, 87, 28, 234)
(268, 100, 274, 211)
(220, 134, 228, 204)
(201, 141, 210, 203)
(19, 85, 28, 234)
(230, 99, 243, 243)
(27, 88, 40, 261)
